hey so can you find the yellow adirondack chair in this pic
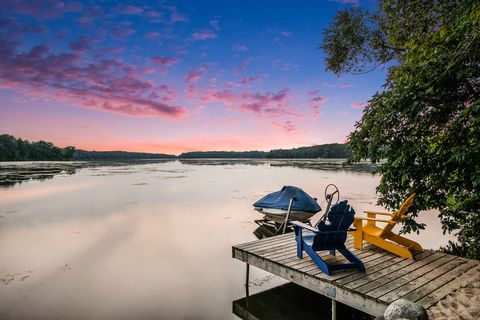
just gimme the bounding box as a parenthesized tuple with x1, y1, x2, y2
(352, 194, 423, 259)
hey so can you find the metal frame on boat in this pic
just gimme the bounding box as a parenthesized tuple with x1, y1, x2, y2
(253, 184, 340, 236)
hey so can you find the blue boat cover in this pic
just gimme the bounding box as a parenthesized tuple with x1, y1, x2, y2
(253, 186, 321, 213)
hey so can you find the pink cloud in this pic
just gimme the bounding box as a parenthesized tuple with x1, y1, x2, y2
(273, 121, 297, 133)
(311, 105, 325, 119)
(185, 66, 209, 85)
(340, 111, 350, 116)
(280, 31, 293, 37)
(150, 56, 180, 67)
(233, 58, 251, 75)
(341, 83, 352, 88)
(191, 29, 217, 40)
(0, 42, 186, 118)
(350, 102, 366, 109)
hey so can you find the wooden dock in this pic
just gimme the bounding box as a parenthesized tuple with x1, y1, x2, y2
(232, 233, 480, 318)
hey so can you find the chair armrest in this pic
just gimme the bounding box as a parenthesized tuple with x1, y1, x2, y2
(291, 221, 319, 233)
(317, 230, 350, 234)
(354, 217, 395, 224)
(364, 211, 395, 217)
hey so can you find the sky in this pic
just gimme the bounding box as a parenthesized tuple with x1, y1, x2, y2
(0, 0, 387, 155)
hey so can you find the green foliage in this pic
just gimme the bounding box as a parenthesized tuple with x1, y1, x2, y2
(0, 134, 76, 161)
(322, 0, 480, 258)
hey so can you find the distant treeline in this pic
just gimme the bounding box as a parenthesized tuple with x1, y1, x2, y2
(178, 151, 266, 158)
(0, 134, 75, 161)
(1, 134, 351, 161)
(73, 150, 176, 160)
(266, 143, 351, 158)
(179, 144, 351, 159)
(0, 134, 175, 161)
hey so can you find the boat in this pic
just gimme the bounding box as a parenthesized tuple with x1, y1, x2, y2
(253, 186, 321, 224)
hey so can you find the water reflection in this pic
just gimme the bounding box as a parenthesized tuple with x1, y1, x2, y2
(0, 160, 453, 319)
(253, 224, 281, 239)
(0, 160, 175, 187)
(233, 283, 372, 320)
(179, 158, 376, 172)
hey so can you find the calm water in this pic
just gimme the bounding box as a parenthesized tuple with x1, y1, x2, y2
(0, 160, 452, 319)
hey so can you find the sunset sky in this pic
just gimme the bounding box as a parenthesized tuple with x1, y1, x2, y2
(0, 0, 386, 155)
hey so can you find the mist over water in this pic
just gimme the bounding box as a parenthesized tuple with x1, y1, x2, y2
(0, 160, 451, 319)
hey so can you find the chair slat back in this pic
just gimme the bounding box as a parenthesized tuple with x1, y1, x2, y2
(313, 200, 354, 250)
(380, 193, 416, 236)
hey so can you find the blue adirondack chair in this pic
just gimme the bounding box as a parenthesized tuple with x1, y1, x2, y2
(291, 200, 365, 275)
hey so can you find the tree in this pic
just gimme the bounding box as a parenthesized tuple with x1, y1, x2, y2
(0, 134, 76, 161)
(321, 1, 480, 258)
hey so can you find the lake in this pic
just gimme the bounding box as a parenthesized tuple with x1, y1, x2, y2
(0, 160, 452, 319)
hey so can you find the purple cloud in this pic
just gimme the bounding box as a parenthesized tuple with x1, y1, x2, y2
(233, 44, 248, 52)
(311, 96, 328, 103)
(112, 25, 136, 39)
(332, 0, 358, 4)
(150, 56, 180, 67)
(145, 31, 161, 39)
(191, 29, 217, 40)
(0, 41, 186, 118)
(273, 120, 297, 132)
(6, 0, 83, 19)
(120, 5, 143, 15)
(69, 35, 92, 52)
(0, 16, 46, 35)
(163, 6, 189, 23)
(209, 19, 219, 30)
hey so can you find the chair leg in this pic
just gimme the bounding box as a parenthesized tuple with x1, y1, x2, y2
(364, 234, 414, 259)
(294, 226, 303, 259)
(387, 233, 423, 252)
(303, 245, 331, 275)
(353, 220, 363, 250)
(339, 248, 365, 272)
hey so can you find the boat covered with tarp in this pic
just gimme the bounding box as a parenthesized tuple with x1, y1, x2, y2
(253, 185, 321, 224)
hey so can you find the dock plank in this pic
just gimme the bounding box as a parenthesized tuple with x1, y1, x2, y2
(375, 257, 467, 303)
(348, 251, 443, 292)
(232, 234, 479, 317)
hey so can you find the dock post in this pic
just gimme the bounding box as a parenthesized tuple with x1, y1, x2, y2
(245, 263, 250, 308)
(331, 299, 337, 320)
